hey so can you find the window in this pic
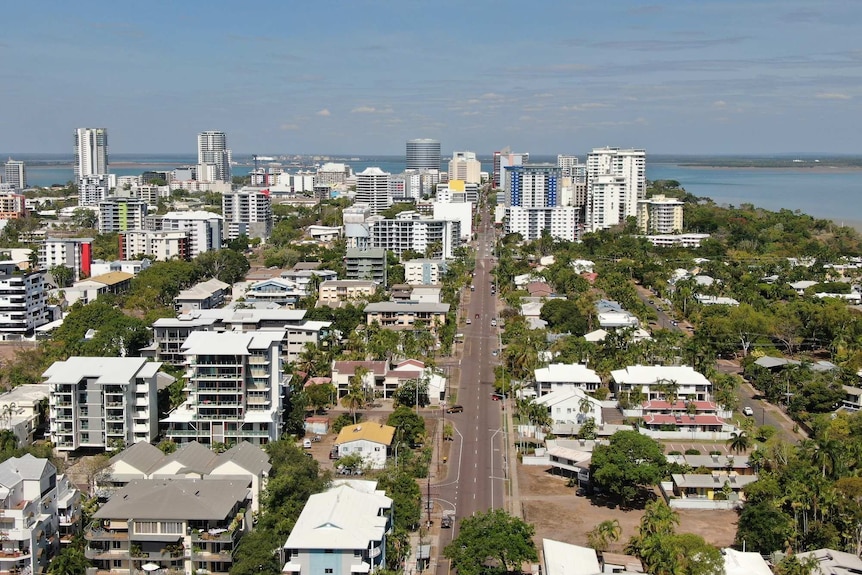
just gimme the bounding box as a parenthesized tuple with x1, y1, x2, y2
(135, 521, 158, 534)
(113, 560, 122, 567)
(161, 521, 183, 534)
(325, 570, 333, 574)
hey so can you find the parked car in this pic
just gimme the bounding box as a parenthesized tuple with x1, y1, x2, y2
(303, 439, 312, 448)
(742, 406, 754, 416)
(441, 514, 453, 528)
(446, 405, 464, 413)
(491, 319, 497, 327)
(466, 318, 472, 324)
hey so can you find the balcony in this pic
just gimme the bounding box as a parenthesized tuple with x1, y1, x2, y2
(0, 549, 31, 561)
(85, 527, 129, 541)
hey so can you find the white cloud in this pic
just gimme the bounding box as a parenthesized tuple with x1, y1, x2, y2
(561, 102, 612, 112)
(351, 106, 377, 113)
(816, 92, 851, 100)
(316, 108, 331, 116)
(279, 123, 300, 131)
(713, 100, 727, 107)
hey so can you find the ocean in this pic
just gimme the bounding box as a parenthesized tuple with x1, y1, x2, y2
(12, 153, 862, 227)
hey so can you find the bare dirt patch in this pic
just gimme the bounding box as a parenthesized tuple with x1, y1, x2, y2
(517, 464, 738, 552)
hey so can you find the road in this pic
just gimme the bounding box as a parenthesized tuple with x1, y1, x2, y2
(435, 201, 506, 574)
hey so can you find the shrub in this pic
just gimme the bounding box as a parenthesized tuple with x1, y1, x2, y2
(332, 413, 360, 434)
(685, 448, 701, 455)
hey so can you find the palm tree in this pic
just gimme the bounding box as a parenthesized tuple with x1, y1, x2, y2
(341, 366, 370, 424)
(727, 431, 751, 454)
(588, 519, 622, 552)
(578, 396, 593, 424)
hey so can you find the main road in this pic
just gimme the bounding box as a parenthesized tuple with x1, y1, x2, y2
(435, 199, 507, 573)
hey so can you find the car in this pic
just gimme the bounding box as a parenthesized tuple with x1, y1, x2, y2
(446, 405, 464, 413)
(470, 285, 475, 291)
(491, 319, 497, 327)
(490, 393, 501, 401)
(492, 350, 498, 356)
(671, 320, 679, 326)
(441, 514, 454, 528)
(303, 439, 312, 449)
(475, 313, 480, 319)
(466, 318, 472, 324)
(742, 407, 754, 416)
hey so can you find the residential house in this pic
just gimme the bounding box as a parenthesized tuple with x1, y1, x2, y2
(534, 363, 602, 395)
(0, 383, 49, 446)
(331, 361, 388, 399)
(666, 453, 753, 475)
(44, 357, 161, 452)
(532, 387, 603, 430)
(723, 548, 774, 575)
(61, 271, 134, 306)
(409, 285, 442, 304)
(86, 478, 251, 575)
(0, 455, 82, 574)
(695, 294, 740, 306)
(541, 539, 601, 575)
(333, 423, 396, 469)
(842, 385, 862, 411)
(318, 280, 379, 307)
(174, 278, 230, 312)
(307, 225, 343, 242)
(282, 481, 393, 575)
(527, 281, 554, 298)
(666, 472, 758, 509)
(89, 258, 152, 277)
(795, 548, 862, 575)
(584, 327, 652, 343)
(611, 365, 713, 402)
(242, 277, 306, 307)
(596, 299, 639, 328)
(280, 269, 338, 294)
(639, 399, 728, 434)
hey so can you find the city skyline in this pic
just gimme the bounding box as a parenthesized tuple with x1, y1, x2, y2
(2, 1, 861, 155)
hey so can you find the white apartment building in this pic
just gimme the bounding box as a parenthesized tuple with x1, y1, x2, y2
(164, 330, 287, 446)
(505, 206, 579, 242)
(223, 187, 272, 240)
(0, 261, 48, 335)
(74, 127, 108, 179)
(534, 363, 602, 395)
(557, 155, 586, 182)
(316, 162, 351, 186)
(355, 167, 392, 215)
(586, 147, 646, 232)
(160, 210, 224, 256)
(44, 357, 162, 452)
(4, 159, 26, 190)
(120, 229, 189, 261)
(404, 258, 447, 285)
(197, 130, 231, 182)
(0, 455, 82, 575)
(587, 174, 626, 231)
(0, 384, 50, 446)
(611, 365, 713, 402)
(448, 151, 481, 184)
(98, 197, 147, 234)
(318, 280, 379, 306)
(367, 212, 461, 259)
(436, 179, 479, 204)
(40, 237, 93, 281)
(78, 174, 114, 206)
(637, 194, 684, 234)
(433, 201, 473, 240)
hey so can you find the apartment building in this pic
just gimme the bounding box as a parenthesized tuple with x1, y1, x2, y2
(62, 271, 134, 306)
(44, 357, 162, 452)
(345, 248, 387, 284)
(0, 261, 49, 335)
(159, 211, 224, 257)
(404, 258, 447, 285)
(586, 147, 646, 232)
(164, 330, 287, 446)
(174, 278, 230, 312)
(436, 179, 479, 204)
(119, 229, 190, 261)
(78, 174, 113, 206)
(4, 159, 27, 190)
(637, 194, 684, 234)
(40, 237, 93, 281)
(505, 206, 579, 242)
(611, 365, 713, 402)
(355, 167, 392, 215)
(534, 363, 603, 395)
(0, 192, 27, 219)
(447, 151, 481, 184)
(318, 280, 379, 306)
(364, 301, 449, 334)
(283, 481, 392, 575)
(98, 197, 147, 234)
(222, 187, 272, 240)
(0, 455, 82, 574)
(367, 212, 460, 259)
(86, 478, 250, 575)
(0, 384, 49, 446)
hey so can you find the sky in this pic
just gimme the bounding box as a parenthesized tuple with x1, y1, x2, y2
(2, 0, 861, 156)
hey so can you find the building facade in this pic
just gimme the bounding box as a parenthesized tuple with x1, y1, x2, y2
(406, 138, 441, 170)
(586, 147, 646, 233)
(119, 229, 190, 261)
(222, 188, 272, 240)
(40, 237, 93, 281)
(158, 211, 224, 257)
(345, 248, 387, 285)
(74, 127, 108, 179)
(367, 213, 461, 259)
(78, 174, 113, 206)
(355, 167, 392, 215)
(447, 151, 481, 183)
(4, 158, 26, 190)
(197, 130, 231, 182)
(0, 192, 27, 219)
(0, 261, 48, 335)
(98, 197, 148, 234)
(637, 194, 684, 234)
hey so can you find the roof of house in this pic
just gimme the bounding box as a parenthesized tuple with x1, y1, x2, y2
(42, 357, 160, 385)
(795, 548, 862, 575)
(94, 478, 250, 520)
(666, 454, 750, 469)
(335, 423, 396, 447)
(611, 365, 711, 386)
(175, 277, 230, 300)
(534, 363, 601, 384)
(642, 400, 718, 411)
(722, 548, 773, 575)
(0, 454, 54, 488)
(284, 482, 392, 550)
(644, 414, 725, 426)
(333, 361, 388, 377)
(364, 301, 450, 313)
(216, 441, 272, 476)
(87, 271, 134, 287)
(542, 539, 601, 575)
(601, 552, 644, 573)
(109, 441, 164, 473)
(320, 280, 378, 289)
(110, 440, 270, 477)
(754, 356, 839, 372)
(533, 387, 599, 408)
(671, 473, 759, 489)
(0, 383, 49, 405)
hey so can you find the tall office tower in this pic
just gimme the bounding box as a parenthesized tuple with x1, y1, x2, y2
(197, 131, 232, 182)
(586, 147, 646, 232)
(406, 139, 441, 170)
(448, 151, 482, 184)
(356, 167, 392, 215)
(4, 159, 26, 190)
(503, 164, 562, 208)
(74, 128, 109, 179)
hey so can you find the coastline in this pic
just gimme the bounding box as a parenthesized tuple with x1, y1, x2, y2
(674, 164, 862, 173)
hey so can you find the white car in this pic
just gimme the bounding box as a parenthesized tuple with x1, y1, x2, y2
(742, 407, 754, 416)
(466, 318, 472, 324)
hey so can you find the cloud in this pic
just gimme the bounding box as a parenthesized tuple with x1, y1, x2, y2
(351, 106, 377, 113)
(316, 109, 331, 116)
(585, 36, 749, 52)
(561, 103, 611, 112)
(279, 123, 300, 131)
(713, 100, 727, 108)
(816, 92, 851, 100)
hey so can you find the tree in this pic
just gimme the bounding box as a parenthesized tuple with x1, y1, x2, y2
(392, 378, 430, 408)
(735, 501, 794, 554)
(443, 508, 538, 575)
(341, 367, 369, 424)
(195, 248, 250, 284)
(590, 430, 667, 505)
(305, 382, 336, 414)
(727, 431, 751, 454)
(71, 207, 98, 229)
(47, 541, 91, 574)
(588, 519, 622, 551)
(51, 264, 74, 287)
(387, 406, 426, 448)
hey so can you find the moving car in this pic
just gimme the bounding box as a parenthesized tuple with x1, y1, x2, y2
(446, 405, 464, 413)
(466, 318, 471, 324)
(491, 319, 497, 327)
(441, 514, 453, 528)
(742, 406, 754, 416)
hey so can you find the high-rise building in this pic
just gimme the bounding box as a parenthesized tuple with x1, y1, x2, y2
(493, 148, 529, 189)
(0, 261, 48, 334)
(98, 197, 147, 233)
(197, 130, 232, 182)
(367, 212, 461, 259)
(222, 187, 272, 240)
(74, 128, 109, 179)
(4, 159, 26, 190)
(356, 167, 392, 215)
(78, 174, 114, 206)
(504, 164, 562, 208)
(159, 210, 224, 256)
(637, 194, 684, 234)
(586, 147, 646, 232)
(448, 151, 481, 184)
(406, 139, 441, 170)
(40, 237, 93, 281)
(557, 155, 586, 182)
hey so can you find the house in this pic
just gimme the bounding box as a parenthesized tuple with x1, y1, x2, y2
(89, 258, 152, 277)
(0, 383, 49, 446)
(611, 365, 713, 402)
(280, 268, 338, 294)
(304, 416, 329, 436)
(0, 455, 82, 573)
(723, 548, 774, 575)
(795, 548, 862, 575)
(318, 280, 379, 307)
(410, 285, 442, 304)
(334, 423, 396, 469)
(331, 359, 447, 403)
(282, 481, 392, 575)
(242, 277, 306, 307)
(174, 277, 230, 312)
(754, 356, 838, 373)
(527, 281, 554, 297)
(638, 399, 729, 433)
(44, 357, 161, 452)
(596, 299, 639, 328)
(542, 538, 601, 575)
(666, 453, 752, 475)
(331, 361, 388, 399)
(61, 271, 134, 306)
(695, 294, 740, 307)
(584, 328, 651, 343)
(533, 387, 603, 428)
(841, 385, 862, 411)
(666, 472, 758, 509)
(86, 478, 251, 575)
(307, 225, 343, 242)
(788, 280, 818, 295)
(534, 363, 602, 395)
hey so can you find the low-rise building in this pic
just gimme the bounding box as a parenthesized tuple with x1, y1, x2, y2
(345, 248, 387, 284)
(534, 363, 602, 395)
(318, 280, 379, 307)
(61, 271, 134, 305)
(44, 357, 161, 452)
(86, 478, 251, 575)
(0, 383, 49, 446)
(404, 258, 447, 285)
(39, 237, 93, 281)
(596, 299, 639, 328)
(0, 261, 49, 336)
(364, 301, 449, 334)
(611, 365, 713, 402)
(532, 387, 603, 428)
(334, 423, 396, 469)
(174, 277, 230, 312)
(119, 229, 190, 261)
(89, 258, 152, 277)
(695, 294, 740, 306)
(666, 472, 758, 509)
(282, 481, 392, 575)
(242, 277, 306, 307)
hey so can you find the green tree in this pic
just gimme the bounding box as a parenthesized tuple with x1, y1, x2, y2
(47, 540, 91, 574)
(387, 406, 426, 448)
(590, 430, 667, 505)
(588, 518, 622, 551)
(305, 382, 336, 414)
(727, 431, 752, 454)
(377, 469, 422, 531)
(50, 264, 74, 287)
(392, 378, 430, 408)
(195, 248, 250, 284)
(71, 207, 99, 229)
(443, 508, 538, 575)
(735, 501, 794, 554)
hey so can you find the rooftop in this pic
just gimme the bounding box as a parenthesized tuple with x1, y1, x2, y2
(335, 423, 396, 447)
(42, 357, 160, 385)
(94, 478, 249, 521)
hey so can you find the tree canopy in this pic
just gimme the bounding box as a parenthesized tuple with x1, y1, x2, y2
(443, 508, 538, 575)
(590, 430, 667, 505)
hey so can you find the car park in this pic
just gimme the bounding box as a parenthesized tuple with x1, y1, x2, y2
(446, 405, 464, 413)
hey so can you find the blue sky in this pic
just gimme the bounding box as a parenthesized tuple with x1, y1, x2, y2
(2, 0, 861, 155)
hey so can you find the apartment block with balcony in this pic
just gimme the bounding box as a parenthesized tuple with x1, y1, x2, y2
(282, 481, 392, 575)
(345, 248, 386, 285)
(0, 455, 82, 574)
(119, 230, 190, 261)
(222, 188, 272, 241)
(637, 194, 684, 234)
(39, 237, 93, 282)
(86, 478, 250, 575)
(98, 198, 147, 234)
(0, 193, 27, 219)
(44, 357, 162, 452)
(318, 280, 378, 307)
(0, 261, 49, 336)
(403, 259, 447, 286)
(163, 331, 287, 446)
(364, 301, 449, 335)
